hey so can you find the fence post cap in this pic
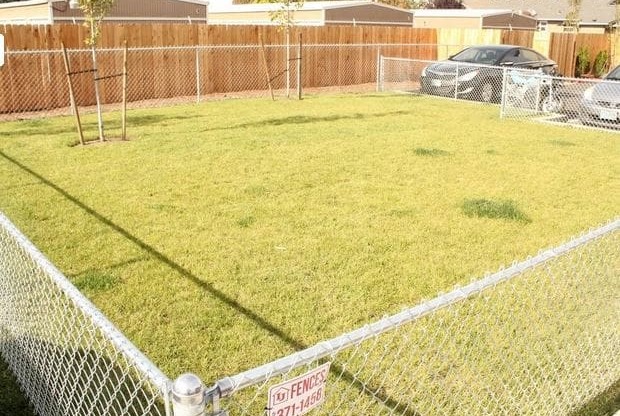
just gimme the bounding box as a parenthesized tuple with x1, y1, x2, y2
(172, 373, 205, 406)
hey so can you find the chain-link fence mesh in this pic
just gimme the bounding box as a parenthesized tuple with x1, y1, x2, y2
(501, 69, 620, 131)
(380, 56, 620, 133)
(3, 45, 618, 132)
(0, 43, 455, 126)
(0, 212, 171, 416)
(210, 220, 620, 416)
(380, 56, 507, 103)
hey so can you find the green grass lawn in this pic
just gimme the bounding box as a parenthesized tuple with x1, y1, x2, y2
(0, 93, 618, 389)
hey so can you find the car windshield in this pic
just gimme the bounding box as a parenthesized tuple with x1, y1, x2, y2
(605, 66, 620, 81)
(449, 47, 501, 65)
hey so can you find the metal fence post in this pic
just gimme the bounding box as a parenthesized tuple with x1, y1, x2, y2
(454, 62, 459, 100)
(376, 47, 382, 92)
(196, 48, 201, 104)
(172, 373, 206, 416)
(500, 67, 508, 118)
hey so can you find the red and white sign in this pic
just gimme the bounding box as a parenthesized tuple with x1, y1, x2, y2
(267, 363, 330, 416)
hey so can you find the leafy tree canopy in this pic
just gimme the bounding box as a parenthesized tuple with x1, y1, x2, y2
(75, 0, 116, 46)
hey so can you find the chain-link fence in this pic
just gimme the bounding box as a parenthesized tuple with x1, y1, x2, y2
(3, 44, 619, 132)
(0, 43, 447, 124)
(501, 68, 620, 131)
(1, 206, 618, 415)
(0, 211, 172, 416)
(3, 42, 619, 416)
(203, 219, 620, 416)
(379, 56, 620, 132)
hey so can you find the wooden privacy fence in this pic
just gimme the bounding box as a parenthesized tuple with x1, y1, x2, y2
(0, 43, 439, 114)
(0, 24, 440, 115)
(549, 32, 611, 77)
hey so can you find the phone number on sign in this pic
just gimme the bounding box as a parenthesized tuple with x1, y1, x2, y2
(271, 387, 324, 416)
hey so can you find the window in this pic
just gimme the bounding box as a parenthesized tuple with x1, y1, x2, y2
(518, 49, 543, 63)
(536, 20, 547, 31)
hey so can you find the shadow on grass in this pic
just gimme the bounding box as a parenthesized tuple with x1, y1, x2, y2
(567, 378, 620, 416)
(0, 113, 195, 140)
(0, 150, 422, 416)
(68, 256, 147, 292)
(204, 110, 411, 131)
(0, 356, 35, 416)
(548, 139, 576, 147)
(462, 198, 531, 223)
(413, 147, 450, 157)
(128, 113, 195, 127)
(1, 338, 165, 416)
(0, 122, 78, 139)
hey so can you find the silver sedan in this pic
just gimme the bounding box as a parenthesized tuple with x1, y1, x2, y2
(579, 65, 620, 130)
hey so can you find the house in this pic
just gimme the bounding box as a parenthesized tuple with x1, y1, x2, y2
(462, 0, 618, 33)
(0, 0, 208, 25)
(208, 0, 414, 26)
(412, 8, 537, 30)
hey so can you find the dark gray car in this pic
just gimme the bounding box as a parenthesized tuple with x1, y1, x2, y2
(579, 65, 620, 130)
(420, 45, 558, 103)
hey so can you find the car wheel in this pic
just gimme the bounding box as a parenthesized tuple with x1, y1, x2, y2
(541, 94, 564, 113)
(480, 81, 495, 103)
(420, 79, 433, 95)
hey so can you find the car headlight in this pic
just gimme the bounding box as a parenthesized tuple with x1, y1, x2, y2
(421, 66, 428, 77)
(458, 70, 479, 82)
(582, 87, 595, 104)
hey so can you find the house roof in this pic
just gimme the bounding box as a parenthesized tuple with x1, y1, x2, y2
(462, 0, 617, 26)
(209, 0, 399, 13)
(0, 0, 208, 8)
(413, 8, 513, 18)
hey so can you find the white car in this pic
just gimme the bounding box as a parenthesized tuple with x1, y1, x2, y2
(579, 65, 620, 130)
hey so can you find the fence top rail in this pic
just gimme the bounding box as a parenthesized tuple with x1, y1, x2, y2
(213, 217, 619, 397)
(2, 43, 447, 55)
(0, 210, 172, 396)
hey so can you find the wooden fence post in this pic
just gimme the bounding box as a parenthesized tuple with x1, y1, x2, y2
(61, 43, 85, 146)
(259, 34, 275, 101)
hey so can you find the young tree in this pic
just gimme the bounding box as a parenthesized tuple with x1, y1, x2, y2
(269, 0, 304, 98)
(564, 0, 582, 32)
(79, 0, 116, 47)
(76, 0, 116, 141)
(410, 0, 431, 7)
(613, 0, 619, 66)
(425, 0, 464, 8)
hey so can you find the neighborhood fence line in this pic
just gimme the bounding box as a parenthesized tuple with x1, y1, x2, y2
(199, 219, 620, 415)
(0, 43, 443, 121)
(1, 40, 616, 130)
(0, 23, 611, 75)
(0, 211, 172, 416)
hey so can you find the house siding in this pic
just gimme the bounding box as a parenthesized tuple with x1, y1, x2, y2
(0, 2, 50, 24)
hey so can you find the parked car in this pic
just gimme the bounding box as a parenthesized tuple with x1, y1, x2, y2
(420, 45, 558, 103)
(579, 65, 620, 129)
